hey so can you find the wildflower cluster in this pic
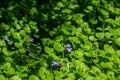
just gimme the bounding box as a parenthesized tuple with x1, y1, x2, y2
(51, 61, 61, 67)
(5, 37, 10, 42)
(26, 47, 31, 56)
(65, 44, 72, 52)
(30, 37, 34, 42)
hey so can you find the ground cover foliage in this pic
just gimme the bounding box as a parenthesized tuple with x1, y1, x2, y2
(0, 0, 120, 80)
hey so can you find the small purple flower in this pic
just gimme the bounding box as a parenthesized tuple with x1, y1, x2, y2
(26, 47, 31, 56)
(66, 44, 71, 48)
(105, 27, 108, 31)
(65, 44, 72, 52)
(51, 61, 60, 67)
(5, 37, 10, 42)
(108, 40, 112, 44)
(66, 47, 72, 52)
(30, 38, 34, 42)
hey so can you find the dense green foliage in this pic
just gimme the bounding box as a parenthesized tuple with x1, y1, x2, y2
(0, 0, 120, 80)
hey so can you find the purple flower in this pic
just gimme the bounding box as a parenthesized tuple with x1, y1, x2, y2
(66, 44, 71, 48)
(66, 47, 72, 52)
(26, 47, 31, 56)
(65, 44, 72, 52)
(105, 27, 108, 31)
(5, 37, 10, 42)
(51, 61, 60, 67)
(30, 38, 34, 42)
(108, 40, 112, 44)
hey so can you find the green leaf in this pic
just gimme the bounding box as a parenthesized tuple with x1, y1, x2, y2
(79, 62, 89, 71)
(19, 48, 26, 54)
(41, 38, 53, 45)
(44, 46, 54, 54)
(57, 2, 64, 7)
(116, 50, 120, 57)
(29, 21, 38, 33)
(98, 15, 105, 21)
(8, 40, 13, 45)
(0, 40, 5, 47)
(68, 4, 78, 9)
(55, 76, 62, 80)
(76, 27, 82, 36)
(107, 71, 115, 79)
(30, 7, 38, 15)
(67, 73, 75, 80)
(2, 62, 11, 70)
(92, 0, 100, 6)
(39, 67, 47, 79)
(115, 17, 120, 26)
(68, 37, 80, 43)
(0, 75, 6, 80)
(87, 6, 93, 11)
(20, 30, 26, 36)
(105, 32, 111, 39)
(13, 32, 21, 40)
(90, 18, 98, 25)
(61, 25, 70, 35)
(62, 9, 71, 14)
(114, 8, 120, 15)
(7, 6, 15, 10)
(1, 23, 10, 30)
(104, 44, 115, 54)
(55, 35, 63, 42)
(53, 6, 60, 10)
(100, 62, 113, 69)
(54, 70, 61, 76)
(10, 75, 21, 80)
(89, 35, 97, 41)
(81, 22, 89, 29)
(29, 75, 39, 80)
(91, 66, 101, 74)
(115, 37, 120, 46)
(80, 34, 88, 41)
(27, 61, 40, 67)
(53, 42, 64, 52)
(15, 65, 28, 73)
(99, 9, 109, 18)
(70, 49, 83, 59)
(69, 26, 76, 35)
(62, 0, 67, 3)
(99, 73, 107, 79)
(4, 57, 13, 63)
(16, 24, 21, 30)
(46, 73, 54, 80)
(14, 42, 23, 48)
(4, 67, 15, 75)
(65, 15, 72, 20)
(95, 33, 104, 40)
(105, 18, 114, 24)
(10, 28, 15, 34)
(19, 73, 28, 78)
(24, 24, 31, 33)
(49, 31, 56, 37)
(19, 20, 24, 26)
(85, 76, 93, 80)
(9, 51, 15, 56)
(84, 6, 93, 13)
(2, 47, 8, 55)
